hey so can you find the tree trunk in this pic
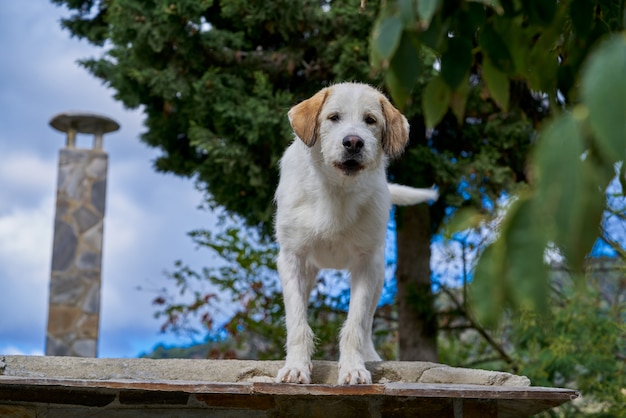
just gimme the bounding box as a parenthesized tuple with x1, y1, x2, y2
(396, 204, 438, 361)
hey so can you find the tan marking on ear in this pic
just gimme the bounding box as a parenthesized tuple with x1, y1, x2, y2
(380, 96, 409, 158)
(288, 88, 329, 147)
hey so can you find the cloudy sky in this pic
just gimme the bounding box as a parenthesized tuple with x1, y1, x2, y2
(0, 1, 222, 357)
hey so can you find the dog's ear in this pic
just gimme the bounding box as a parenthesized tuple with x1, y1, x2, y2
(288, 88, 329, 147)
(380, 97, 409, 158)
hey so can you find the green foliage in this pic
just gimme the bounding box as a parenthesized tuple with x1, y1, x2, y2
(153, 223, 285, 359)
(470, 35, 626, 325)
(371, 0, 625, 323)
(581, 34, 626, 166)
(372, 0, 624, 115)
(513, 275, 625, 417)
(436, 244, 626, 417)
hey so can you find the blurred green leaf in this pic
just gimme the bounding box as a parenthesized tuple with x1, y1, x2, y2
(470, 244, 507, 328)
(569, 0, 594, 37)
(386, 31, 422, 108)
(416, 0, 440, 28)
(422, 75, 450, 128)
(470, 195, 549, 327)
(581, 34, 626, 166)
(479, 24, 514, 74)
(482, 55, 509, 111)
(419, 12, 446, 50)
(372, 14, 404, 62)
(524, 0, 557, 26)
(441, 207, 484, 239)
(501, 196, 549, 315)
(533, 114, 607, 272)
(441, 37, 473, 90)
(449, 72, 469, 123)
(527, 47, 559, 93)
(398, 0, 417, 26)
(467, 0, 503, 14)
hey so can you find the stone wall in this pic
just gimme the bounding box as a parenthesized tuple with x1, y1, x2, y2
(46, 148, 108, 357)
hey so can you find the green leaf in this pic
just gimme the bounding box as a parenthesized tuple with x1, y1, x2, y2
(527, 47, 559, 93)
(524, 0, 557, 26)
(479, 24, 514, 74)
(467, 0, 503, 14)
(482, 55, 510, 111)
(449, 73, 470, 123)
(457, 3, 487, 38)
(386, 31, 422, 108)
(501, 196, 549, 315)
(422, 75, 451, 128)
(398, 0, 417, 26)
(419, 13, 446, 50)
(569, 0, 594, 38)
(416, 0, 440, 28)
(372, 15, 404, 62)
(470, 244, 507, 328)
(441, 207, 484, 239)
(506, 27, 529, 77)
(385, 70, 408, 111)
(580, 34, 626, 166)
(471, 194, 550, 326)
(441, 37, 473, 90)
(533, 114, 606, 271)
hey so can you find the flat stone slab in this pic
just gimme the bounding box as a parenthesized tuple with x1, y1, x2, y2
(0, 356, 531, 386)
(0, 356, 578, 417)
(49, 112, 120, 135)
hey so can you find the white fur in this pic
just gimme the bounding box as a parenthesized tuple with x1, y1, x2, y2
(389, 183, 438, 206)
(274, 83, 437, 385)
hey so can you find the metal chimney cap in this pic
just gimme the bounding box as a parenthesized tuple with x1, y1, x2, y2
(49, 112, 120, 135)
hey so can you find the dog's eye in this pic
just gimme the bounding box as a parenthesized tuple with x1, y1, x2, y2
(328, 113, 340, 122)
(364, 115, 377, 125)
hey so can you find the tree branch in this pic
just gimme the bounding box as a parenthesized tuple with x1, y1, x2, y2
(440, 286, 519, 373)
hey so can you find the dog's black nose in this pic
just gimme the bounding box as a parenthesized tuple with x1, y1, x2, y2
(342, 135, 364, 153)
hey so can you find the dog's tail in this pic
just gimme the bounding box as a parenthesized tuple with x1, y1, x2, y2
(388, 183, 439, 206)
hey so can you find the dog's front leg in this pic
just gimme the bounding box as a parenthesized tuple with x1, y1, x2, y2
(338, 253, 384, 384)
(276, 250, 317, 384)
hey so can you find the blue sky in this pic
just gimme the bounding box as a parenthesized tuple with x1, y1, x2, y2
(0, 1, 223, 357)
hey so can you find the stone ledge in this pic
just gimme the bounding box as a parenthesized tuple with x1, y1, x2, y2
(0, 356, 578, 418)
(0, 356, 530, 386)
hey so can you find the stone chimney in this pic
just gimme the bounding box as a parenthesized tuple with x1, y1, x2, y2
(45, 112, 119, 357)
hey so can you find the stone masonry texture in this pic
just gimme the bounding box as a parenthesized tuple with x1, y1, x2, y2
(46, 148, 108, 357)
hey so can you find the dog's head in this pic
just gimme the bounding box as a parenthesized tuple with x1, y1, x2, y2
(288, 83, 409, 176)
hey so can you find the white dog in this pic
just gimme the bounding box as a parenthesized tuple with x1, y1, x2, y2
(274, 82, 438, 385)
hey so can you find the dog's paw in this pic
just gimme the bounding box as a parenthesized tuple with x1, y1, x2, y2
(276, 364, 312, 384)
(337, 365, 372, 385)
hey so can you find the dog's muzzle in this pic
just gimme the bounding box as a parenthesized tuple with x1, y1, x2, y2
(334, 135, 365, 176)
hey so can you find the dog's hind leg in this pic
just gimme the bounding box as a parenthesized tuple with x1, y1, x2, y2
(276, 250, 318, 384)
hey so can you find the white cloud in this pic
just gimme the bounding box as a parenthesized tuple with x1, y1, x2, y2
(0, 151, 56, 213)
(0, 198, 52, 351)
(0, 345, 44, 356)
(0, 198, 53, 278)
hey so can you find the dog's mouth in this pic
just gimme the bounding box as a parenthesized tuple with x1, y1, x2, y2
(334, 159, 364, 176)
